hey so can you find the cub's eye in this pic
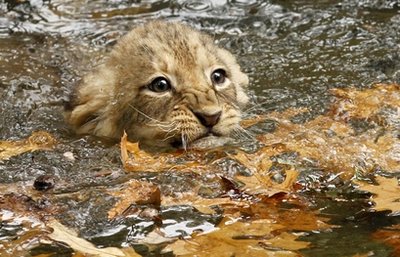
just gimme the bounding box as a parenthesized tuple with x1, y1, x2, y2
(148, 77, 171, 93)
(211, 69, 227, 85)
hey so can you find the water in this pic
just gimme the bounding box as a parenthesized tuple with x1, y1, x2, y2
(0, 1, 399, 256)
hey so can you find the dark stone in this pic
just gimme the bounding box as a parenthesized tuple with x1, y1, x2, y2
(33, 175, 55, 191)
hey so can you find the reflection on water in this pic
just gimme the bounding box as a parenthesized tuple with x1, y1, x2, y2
(0, 0, 399, 256)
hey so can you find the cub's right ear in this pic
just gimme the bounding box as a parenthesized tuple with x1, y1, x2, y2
(64, 66, 116, 136)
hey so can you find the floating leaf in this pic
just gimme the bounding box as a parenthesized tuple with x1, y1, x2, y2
(230, 147, 299, 196)
(257, 84, 400, 177)
(355, 176, 400, 214)
(235, 169, 299, 197)
(163, 217, 309, 257)
(330, 83, 399, 120)
(120, 132, 208, 172)
(138, 229, 176, 246)
(108, 179, 161, 219)
(0, 131, 56, 161)
(47, 219, 140, 257)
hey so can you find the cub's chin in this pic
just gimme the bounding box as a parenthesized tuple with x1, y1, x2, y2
(65, 21, 249, 149)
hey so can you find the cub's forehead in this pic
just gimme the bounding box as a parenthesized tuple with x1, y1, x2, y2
(120, 22, 223, 69)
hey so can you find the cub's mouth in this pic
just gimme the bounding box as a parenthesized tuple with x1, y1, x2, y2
(170, 131, 232, 150)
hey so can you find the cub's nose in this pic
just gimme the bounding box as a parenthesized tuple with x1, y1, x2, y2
(194, 111, 222, 128)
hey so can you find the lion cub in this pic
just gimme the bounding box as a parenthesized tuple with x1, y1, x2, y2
(65, 21, 249, 148)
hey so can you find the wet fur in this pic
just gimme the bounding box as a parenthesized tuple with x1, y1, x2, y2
(65, 21, 249, 147)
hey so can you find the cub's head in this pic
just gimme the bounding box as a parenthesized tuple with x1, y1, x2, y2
(65, 21, 249, 148)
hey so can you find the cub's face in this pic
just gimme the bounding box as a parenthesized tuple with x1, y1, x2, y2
(66, 21, 249, 148)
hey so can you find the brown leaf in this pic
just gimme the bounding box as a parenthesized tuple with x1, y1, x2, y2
(355, 176, 400, 213)
(256, 84, 400, 177)
(0, 131, 56, 161)
(330, 84, 400, 121)
(235, 169, 299, 197)
(108, 179, 161, 219)
(163, 217, 309, 257)
(120, 132, 208, 172)
(224, 199, 332, 232)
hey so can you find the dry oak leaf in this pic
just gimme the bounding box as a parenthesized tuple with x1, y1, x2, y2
(47, 219, 140, 257)
(162, 192, 249, 214)
(259, 113, 399, 177)
(0, 131, 56, 161)
(356, 176, 400, 214)
(120, 133, 206, 172)
(108, 179, 160, 219)
(235, 169, 300, 196)
(163, 217, 309, 257)
(121, 132, 172, 172)
(330, 84, 400, 120)
(223, 198, 332, 232)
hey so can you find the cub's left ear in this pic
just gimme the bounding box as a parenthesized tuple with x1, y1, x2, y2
(64, 65, 119, 137)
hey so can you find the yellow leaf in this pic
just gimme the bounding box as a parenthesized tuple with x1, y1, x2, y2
(356, 176, 400, 213)
(120, 132, 206, 172)
(235, 169, 299, 196)
(255, 84, 400, 177)
(108, 179, 160, 219)
(0, 131, 56, 161)
(330, 84, 400, 120)
(163, 217, 308, 257)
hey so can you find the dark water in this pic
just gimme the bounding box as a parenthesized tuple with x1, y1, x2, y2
(0, 0, 399, 256)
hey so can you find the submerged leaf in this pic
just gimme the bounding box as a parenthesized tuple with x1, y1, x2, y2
(0, 131, 56, 161)
(372, 224, 400, 256)
(108, 179, 161, 219)
(355, 176, 400, 214)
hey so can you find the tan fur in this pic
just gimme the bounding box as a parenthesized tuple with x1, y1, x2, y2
(65, 21, 249, 147)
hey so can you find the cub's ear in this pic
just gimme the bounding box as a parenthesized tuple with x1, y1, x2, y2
(64, 66, 117, 137)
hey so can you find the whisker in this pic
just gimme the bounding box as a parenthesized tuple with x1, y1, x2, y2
(181, 133, 188, 151)
(128, 104, 175, 131)
(232, 126, 255, 141)
(148, 121, 178, 131)
(243, 99, 272, 114)
(128, 104, 167, 124)
(162, 132, 177, 142)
